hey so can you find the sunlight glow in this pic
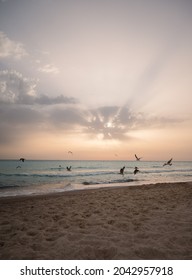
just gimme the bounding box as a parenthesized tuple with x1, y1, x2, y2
(104, 121, 115, 128)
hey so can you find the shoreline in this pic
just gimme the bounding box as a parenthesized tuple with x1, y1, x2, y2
(0, 181, 192, 260)
(0, 179, 192, 200)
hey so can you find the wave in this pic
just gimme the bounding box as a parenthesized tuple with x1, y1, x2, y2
(82, 178, 136, 186)
(0, 170, 119, 179)
(141, 168, 192, 174)
(1, 166, 192, 178)
(0, 184, 21, 189)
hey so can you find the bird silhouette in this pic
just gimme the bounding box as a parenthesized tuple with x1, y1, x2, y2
(135, 154, 142, 161)
(163, 158, 173, 166)
(19, 158, 25, 162)
(120, 166, 125, 175)
(134, 167, 140, 175)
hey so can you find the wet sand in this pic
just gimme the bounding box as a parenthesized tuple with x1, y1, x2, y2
(0, 182, 192, 259)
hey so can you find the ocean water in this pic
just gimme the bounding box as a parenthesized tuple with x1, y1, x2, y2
(0, 160, 191, 197)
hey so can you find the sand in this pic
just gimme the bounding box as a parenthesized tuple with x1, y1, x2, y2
(0, 182, 192, 260)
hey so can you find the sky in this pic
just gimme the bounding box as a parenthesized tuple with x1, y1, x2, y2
(0, 0, 192, 160)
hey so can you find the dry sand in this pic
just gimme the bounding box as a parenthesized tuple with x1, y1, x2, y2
(0, 182, 192, 260)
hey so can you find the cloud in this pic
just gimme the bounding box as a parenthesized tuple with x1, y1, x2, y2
(48, 105, 183, 141)
(38, 64, 60, 74)
(89, 106, 184, 140)
(0, 70, 77, 105)
(0, 31, 28, 59)
(0, 105, 42, 125)
(0, 66, 185, 144)
(0, 70, 36, 104)
(35, 94, 77, 105)
(49, 107, 88, 131)
(0, 100, 184, 146)
(84, 106, 142, 140)
(0, 105, 43, 144)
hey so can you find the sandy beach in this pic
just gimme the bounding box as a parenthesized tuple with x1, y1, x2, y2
(0, 182, 192, 260)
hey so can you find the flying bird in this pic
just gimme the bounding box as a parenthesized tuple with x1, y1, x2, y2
(135, 154, 142, 161)
(19, 158, 25, 162)
(134, 167, 140, 175)
(163, 158, 173, 166)
(68, 151, 73, 155)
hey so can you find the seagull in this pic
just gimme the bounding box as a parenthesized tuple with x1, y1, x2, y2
(19, 158, 25, 162)
(135, 154, 142, 161)
(66, 166, 72, 171)
(68, 151, 73, 154)
(134, 166, 140, 175)
(120, 166, 125, 175)
(163, 158, 173, 166)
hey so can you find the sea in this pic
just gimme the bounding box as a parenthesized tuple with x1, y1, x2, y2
(0, 160, 191, 197)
